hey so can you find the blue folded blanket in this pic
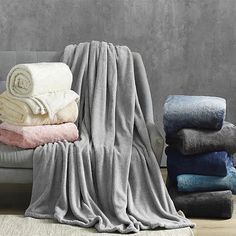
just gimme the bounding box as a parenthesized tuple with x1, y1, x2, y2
(163, 95, 226, 136)
(177, 167, 236, 194)
(166, 147, 233, 183)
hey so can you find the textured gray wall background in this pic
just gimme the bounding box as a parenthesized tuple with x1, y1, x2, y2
(1, 0, 236, 164)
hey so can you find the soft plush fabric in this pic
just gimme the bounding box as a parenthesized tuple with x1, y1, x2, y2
(166, 178, 233, 219)
(166, 147, 233, 183)
(6, 63, 72, 97)
(6, 62, 79, 118)
(3, 90, 79, 119)
(0, 122, 79, 149)
(166, 122, 236, 155)
(177, 167, 236, 194)
(25, 41, 194, 233)
(0, 142, 33, 168)
(163, 95, 226, 136)
(0, 94, 78, 125)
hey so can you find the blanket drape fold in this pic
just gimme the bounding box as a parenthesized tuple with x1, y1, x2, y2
(25, 41, 193, 233)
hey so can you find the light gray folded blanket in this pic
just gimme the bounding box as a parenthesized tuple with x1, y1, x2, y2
(167, 122, 236, 155)
(25, 41, 193, 233)
(163, 95, 226, 136)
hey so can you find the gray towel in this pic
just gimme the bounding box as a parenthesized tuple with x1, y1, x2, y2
(166, 178, 233, 219)
(25, 41, 194, 233)
(167, 122, 236, 155)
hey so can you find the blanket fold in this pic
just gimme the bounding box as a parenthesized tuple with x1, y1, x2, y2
(166, 122, 236, 155)
(166, 147, 233, 183)
(177, 167, 236, 194)
(0, 92, 78, 125)
(0, 122, 79, 149)
(25, 41, 194, 233)
(163, 95, 226, 136)
(166, 178, 233, 219)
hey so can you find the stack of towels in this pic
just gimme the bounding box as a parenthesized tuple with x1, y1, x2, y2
(0, 63, 79, 148)
(163, 95, 235, 219)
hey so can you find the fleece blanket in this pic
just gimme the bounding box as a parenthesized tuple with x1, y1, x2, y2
(163, 95, 226, 136)
(0, 93, 78, 125)
(177, 166, 236, 194)
(7, 63, 72, 97)
(0, 122, 79, 149)
(166, 147, 233, 183)
(5, 62, 79, 118)
(166, 178, 233, 219)
(166, 122, 236, 155)
(3, 89, 79, 119)
(25, 41, 194, 233)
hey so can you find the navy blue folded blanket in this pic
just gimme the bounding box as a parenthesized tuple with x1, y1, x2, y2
(163, 95, 226, 136)
(166, 147, 233, 184)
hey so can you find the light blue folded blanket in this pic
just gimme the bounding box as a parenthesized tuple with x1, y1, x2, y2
(163, 95, 226, 136)
(177, 167, 236, 194)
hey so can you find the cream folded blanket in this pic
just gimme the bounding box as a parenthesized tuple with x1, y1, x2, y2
(0, 122, 79, 149)
(6, 63, 79, 117)
(0, 92, 78, 125)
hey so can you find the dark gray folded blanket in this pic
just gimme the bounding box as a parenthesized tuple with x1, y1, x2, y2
(163, 95, 226, 136)
(166, 178, 233, 219)
(167, 122, 236, 155)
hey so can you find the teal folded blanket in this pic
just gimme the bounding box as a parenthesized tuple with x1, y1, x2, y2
(163, 95, 226, 136)
(166, 147, 233, 183)
(177, 167, 236, 194)
(166, 122, 236, 155)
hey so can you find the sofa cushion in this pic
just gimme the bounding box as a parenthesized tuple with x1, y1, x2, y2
(0, 142, 33, 168)
(0, 168, 32, 183)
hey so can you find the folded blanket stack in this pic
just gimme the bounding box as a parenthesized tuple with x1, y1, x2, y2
(0, 63, 80, 148)
(163, 95, 235, 218)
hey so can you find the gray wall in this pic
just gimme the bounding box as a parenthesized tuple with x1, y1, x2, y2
(1, 0, 236, 164)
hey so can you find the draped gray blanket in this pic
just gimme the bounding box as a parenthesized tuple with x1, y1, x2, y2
(25, 41, 193, 233)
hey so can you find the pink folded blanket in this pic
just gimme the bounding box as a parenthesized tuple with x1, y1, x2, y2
(0, 122, 79, 148)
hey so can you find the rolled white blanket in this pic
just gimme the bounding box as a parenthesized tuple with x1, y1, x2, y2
(6, 63, 72, 97)
(5, 63, 79, 118)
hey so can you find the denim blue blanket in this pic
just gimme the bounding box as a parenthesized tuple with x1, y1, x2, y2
(166, 147, 233, 183)
(163, 95, 226, 136)
(177, 167, 236, 194)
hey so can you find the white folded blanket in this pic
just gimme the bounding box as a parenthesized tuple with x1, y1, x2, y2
(0, 92, 79, 126)
(6, 63, 79, 117)
(7, 63, 72, 97)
